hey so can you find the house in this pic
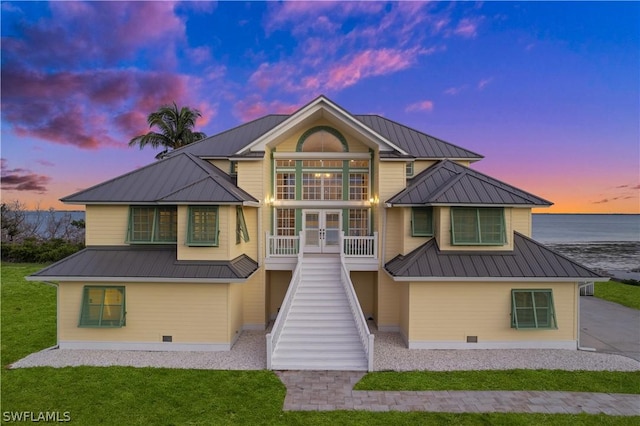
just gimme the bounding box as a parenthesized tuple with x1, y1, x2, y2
(28, 96, 602, 371)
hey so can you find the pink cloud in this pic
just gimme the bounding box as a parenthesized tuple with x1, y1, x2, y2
(36, 160, 55, 167)
(327, 48, 416, 90)
(406, 100, 435, 113)
(454, 17, 482, 38)
(233, 96, 299, 122)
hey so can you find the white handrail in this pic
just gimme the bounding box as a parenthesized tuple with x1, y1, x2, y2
(342, 232, 378, 258)
(266, 232, 305, 369)
(339, 232, 375, 371)
(266, 233, 299, 257)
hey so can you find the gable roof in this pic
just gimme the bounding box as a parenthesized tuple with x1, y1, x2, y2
(62, 152, 258, 205)
(27, 246, 258, 283)
(167, 95, 482, 161)
(386, 160, 552, 207)
(385, 232, 603, 281)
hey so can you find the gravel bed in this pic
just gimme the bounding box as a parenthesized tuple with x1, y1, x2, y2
(10, 330, 640, 371)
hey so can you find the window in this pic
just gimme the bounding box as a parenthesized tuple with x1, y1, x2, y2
(229, 161, 238, 176)
(275, 208, 296, 236)
(276, 173, 295, 200)
(511, 289, 557, 329)
(236, 206, 249, 244)
(302, 173, 342, 200)
(406, 162, 414, 177)
(188, 206, 219, 246)
(348, 209, 369, 236)
(297, 126, 347, 152)
(128, 206, 177, 243)
(451, 207, 505, 245)
(412, 207, 433, 236)
(349, 173, 368, 200)
(79, 286, 125, 328)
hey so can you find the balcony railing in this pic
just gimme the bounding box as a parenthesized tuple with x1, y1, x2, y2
(266, 232, 377, 258)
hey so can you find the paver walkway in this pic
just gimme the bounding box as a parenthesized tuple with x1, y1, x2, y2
(276, 371, 640, 415)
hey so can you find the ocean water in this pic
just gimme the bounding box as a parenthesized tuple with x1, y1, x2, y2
(532, 214, 640, 273)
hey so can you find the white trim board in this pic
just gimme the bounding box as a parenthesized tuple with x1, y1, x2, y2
(58, 340, 231, 352)
(407, 340, 578, 350)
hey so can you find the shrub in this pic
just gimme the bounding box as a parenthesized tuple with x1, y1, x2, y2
(1, 238, 84, 263)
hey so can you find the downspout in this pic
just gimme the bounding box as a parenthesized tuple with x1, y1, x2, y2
(257, 204, 263, 267)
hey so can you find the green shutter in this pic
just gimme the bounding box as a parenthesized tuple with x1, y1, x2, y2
(236, 206, 250, 244)
(511, 289, 557, 329)
(79, 286, 125, 328)
(451, 207, 505, 245)
(411, 207, 433, 236)
(188, 206, 219, 246)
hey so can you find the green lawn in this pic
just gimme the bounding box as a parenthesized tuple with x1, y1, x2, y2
(355, 370, 640, 394)
(2, 263, 638, 425)
(596, 280, 640, 310)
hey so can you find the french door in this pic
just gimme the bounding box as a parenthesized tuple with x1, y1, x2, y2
(302, 210, 341, 253)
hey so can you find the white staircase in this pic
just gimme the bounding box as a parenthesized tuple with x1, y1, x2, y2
(270, 256, 368, 371)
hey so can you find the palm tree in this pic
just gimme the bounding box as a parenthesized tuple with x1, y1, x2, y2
(129, 102, 207, 159)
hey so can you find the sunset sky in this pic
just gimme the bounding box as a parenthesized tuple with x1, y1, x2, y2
(1, 1, 638, 213)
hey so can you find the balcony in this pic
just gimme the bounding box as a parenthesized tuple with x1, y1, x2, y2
(265, 232, 379, 271)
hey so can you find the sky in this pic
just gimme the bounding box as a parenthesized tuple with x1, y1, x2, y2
(1, 1, 638, 214)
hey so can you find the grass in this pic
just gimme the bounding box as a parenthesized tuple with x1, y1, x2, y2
(595, 280, 640, 310)
(355, 370, 640, 394)
(2, 262, 639, 425)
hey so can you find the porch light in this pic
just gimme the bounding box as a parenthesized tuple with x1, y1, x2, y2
(369, 196, 379, 205)
(265, 196, 275, 206)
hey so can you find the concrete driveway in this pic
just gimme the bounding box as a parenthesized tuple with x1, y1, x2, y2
(580, 296, 640, 361)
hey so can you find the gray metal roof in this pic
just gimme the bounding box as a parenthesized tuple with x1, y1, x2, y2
(28, 246, 258, 282)
(165, 101, 483, 160)
(353, 115, 483, 160)
(386, 160, 552, 206)
(168, 115, 290, 158)
(385, 232, 603, 280)
(62, 153, 258, 204)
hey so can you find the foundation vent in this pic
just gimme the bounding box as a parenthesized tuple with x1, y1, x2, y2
(466, 336, 478, 343)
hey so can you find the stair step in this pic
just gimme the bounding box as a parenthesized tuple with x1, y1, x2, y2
(286, 312, 353, 320)
(276, 341, 363, 350)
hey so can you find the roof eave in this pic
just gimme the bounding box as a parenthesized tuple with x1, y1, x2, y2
(25, 276, 251, 283)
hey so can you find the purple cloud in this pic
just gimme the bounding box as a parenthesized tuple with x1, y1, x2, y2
(406, 100, 435, 113)
(1, 159, 51, 193)
(1, 2, 214, 150)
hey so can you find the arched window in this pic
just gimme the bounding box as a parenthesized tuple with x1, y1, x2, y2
(297, 126, 348, 152)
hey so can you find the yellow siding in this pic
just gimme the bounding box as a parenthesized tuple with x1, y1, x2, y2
(228, 283, 243, 341)
(350, 271, 376, 317)
(399, 282, 410, 342)
(512, 208, 532, 237)
(412, 160, 436, 177)
(59, 282, 230, 344)
(267, 270, 292, 319)
(436, 206, 515, 251)
(85, 205, 129, 245)
(178, 205, 231, 261)
(209, 159, 231, 174)
(237, 160, 265, 201)
(376, 271, 400, 329)
(242, 269, 266, 327)
(408, 282, 577, 343)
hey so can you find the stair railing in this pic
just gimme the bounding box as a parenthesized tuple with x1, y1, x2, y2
(339, 232, 375, 371)
(266, 232, 305, 369)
